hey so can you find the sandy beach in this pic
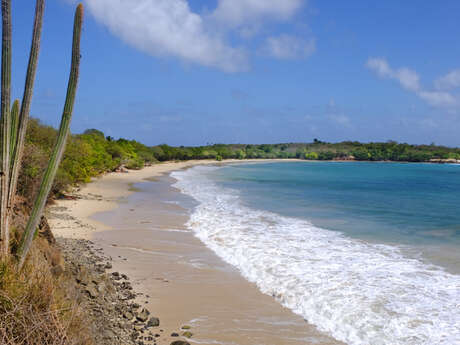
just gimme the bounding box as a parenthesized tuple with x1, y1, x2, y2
(48, 159, 343, 345)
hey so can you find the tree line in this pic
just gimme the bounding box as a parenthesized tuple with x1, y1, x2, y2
(20, 121, 460, 206)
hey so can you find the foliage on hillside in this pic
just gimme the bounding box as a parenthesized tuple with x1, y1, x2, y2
(151, 139, 460, 162)
(19, 119, 157, 200)
(20, 119, 460, 201)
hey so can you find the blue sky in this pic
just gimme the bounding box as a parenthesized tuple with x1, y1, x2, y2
(11, 0, 460, 146)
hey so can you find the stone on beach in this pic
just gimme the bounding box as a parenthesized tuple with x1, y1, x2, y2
(182, 331, 193, 338)
(147, 316, 160, 327)
(136, 308, 150, 322)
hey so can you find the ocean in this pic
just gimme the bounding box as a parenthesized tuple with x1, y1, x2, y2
(171, 162, 460, 345)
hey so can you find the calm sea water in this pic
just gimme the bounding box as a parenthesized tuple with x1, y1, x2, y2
(216, 162, 460, 255)
(171, 162, 460, 345)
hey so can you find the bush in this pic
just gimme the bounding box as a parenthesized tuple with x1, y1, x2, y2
(305, 151, 318, 160)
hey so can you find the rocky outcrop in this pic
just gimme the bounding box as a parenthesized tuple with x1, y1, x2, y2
(58, 238, 176, 345)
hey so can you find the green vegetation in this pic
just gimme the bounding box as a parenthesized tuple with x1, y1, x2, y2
(18, 120, 158, 202)
(17, 3, 83, 268)
(19, 123, 460, 208)
(0, 3, 93, 345)
(149, 140, 460, 162)
(0, 0, 84, 268)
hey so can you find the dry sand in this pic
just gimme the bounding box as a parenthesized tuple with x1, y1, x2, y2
(48, 159, 343, 345)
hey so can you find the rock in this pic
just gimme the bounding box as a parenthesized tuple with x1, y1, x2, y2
(181, 325, 191, 330)
(182, 331, 193, 338)
(123, 311, 134, 320)
(134, 325, 144, 332)
(170, 341, 190, 345)
(102, 328, 115, 339)
(85, 286, 98, 299)
(146, 317, 160, 328)
(136, 308, 150, 322)
(121, 282, 133, 290)
(170, 333, 179, 337)
(38, 216, 56, 244)
(105, 262, 112, 269)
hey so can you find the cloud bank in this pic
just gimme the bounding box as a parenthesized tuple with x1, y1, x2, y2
(366, 58, 458, 108)
(82, 0, 310, 72)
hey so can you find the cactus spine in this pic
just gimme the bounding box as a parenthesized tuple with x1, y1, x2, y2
(17, 4, 83, 268)
(0, 0, 12, 256)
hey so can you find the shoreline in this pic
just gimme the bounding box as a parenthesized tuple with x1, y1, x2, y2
(48, 159, 300, 239)
(46, 159, 460, 344)
(48, 159, 342, 345)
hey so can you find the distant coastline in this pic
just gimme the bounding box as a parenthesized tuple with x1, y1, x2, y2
(24, 120, 460, 211)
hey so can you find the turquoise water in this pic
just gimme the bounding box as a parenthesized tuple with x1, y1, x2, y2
(172, 162, 460, 345)
(213, 162, 460, 263)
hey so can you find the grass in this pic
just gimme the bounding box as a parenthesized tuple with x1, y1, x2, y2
(0, 238, 93, 345)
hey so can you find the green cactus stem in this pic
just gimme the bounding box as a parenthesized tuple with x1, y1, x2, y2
(18, 4, 83, 268)
(9, 99, 18, 165)
(0, 0, 12, 257)
(7, 0, 45, 226)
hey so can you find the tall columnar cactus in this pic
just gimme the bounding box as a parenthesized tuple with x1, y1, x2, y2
(9, 99, 19, 165)
(0, 0, 12, 256)
(8, 0, 45, 219)
(0, 0, 44, 257)
(18, 4, 83, 268)
(0, 0, 83, 264)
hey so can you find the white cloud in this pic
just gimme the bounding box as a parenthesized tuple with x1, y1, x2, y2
(264, 34, 315, 60)
(211, 0, 304, 27)
(418, 91, 457, 107)
(366, 57, 458, 108)
(77, 0, 310, 71)
(366, 58, 420, 91)
(434, 69, 460, 90)
(84, 0, 248, 72)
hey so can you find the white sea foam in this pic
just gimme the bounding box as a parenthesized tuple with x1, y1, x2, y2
(171, 166, 460, 345)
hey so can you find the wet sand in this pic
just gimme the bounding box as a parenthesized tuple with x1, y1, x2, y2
(49, 160, 343, 345)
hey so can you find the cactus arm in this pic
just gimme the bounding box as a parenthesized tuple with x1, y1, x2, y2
(7, 0, 45, 218)
(9, 99, 18, 165)
(0, 0, 11, 256)
(18, 4, 83, 268)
